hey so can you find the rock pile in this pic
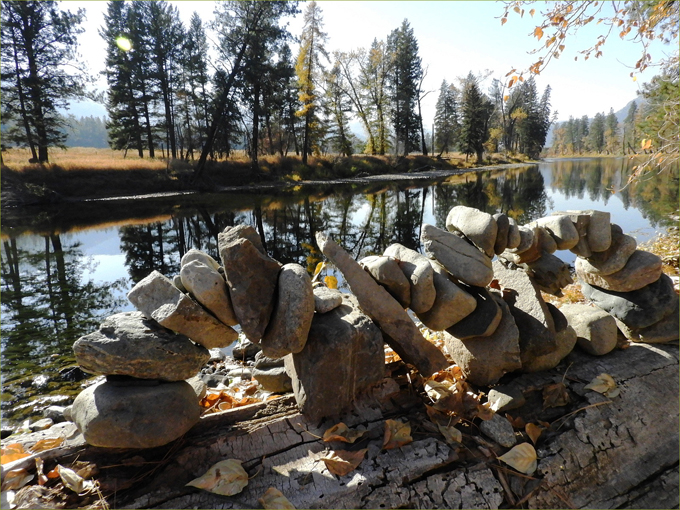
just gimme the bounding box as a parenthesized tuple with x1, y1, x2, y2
(68, 208, 677, 449)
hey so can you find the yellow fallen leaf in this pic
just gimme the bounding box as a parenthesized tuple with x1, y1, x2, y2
(383, 420, 413, 450)
(324, 275, 338, 289)
(497, 443, 537, 475)
(259, 487, 296, 509)
(58, 465, 86, 493)
(1, 468, 34, 491)
(584, 373, 618, 397)
(542, 382, 570, 408)
(29, 437, 64, 453)
(312, 262, 326, 281)
(437, 424, 462, 445)
(186, 459, 248, 496)
(322, 423, 366, 444)
(1, 443, 30, 465)
(424, 380, 452, 402)
(525, 423, 544, 445)
(322, 449, 367, 477)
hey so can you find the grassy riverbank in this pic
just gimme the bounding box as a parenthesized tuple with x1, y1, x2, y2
(1, 147, 529, 206)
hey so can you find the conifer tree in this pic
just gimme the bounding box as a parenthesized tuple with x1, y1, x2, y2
(433, 80, 460, 156)
(459, 72, 494, 164)
(623, 101, 638, 154)
(604, 107, 620, 154)
(588, 113, 606, 153)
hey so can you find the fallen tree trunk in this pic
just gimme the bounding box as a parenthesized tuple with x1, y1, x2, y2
(5, 343, 678, 509)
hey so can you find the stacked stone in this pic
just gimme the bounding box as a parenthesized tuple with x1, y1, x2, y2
(570, 216, 679, 344)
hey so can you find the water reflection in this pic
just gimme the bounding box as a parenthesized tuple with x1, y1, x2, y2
(1, 160, 677, 426)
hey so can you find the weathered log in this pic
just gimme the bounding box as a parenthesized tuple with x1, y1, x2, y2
(3, 344, 677, 509)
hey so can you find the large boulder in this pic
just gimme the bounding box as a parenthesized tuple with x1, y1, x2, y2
(73, 311, 210, 381)
(443, 294, 521, 386)
(127, 271, 238, 349)
(316, 232, 448, 377)
(383, 244, 436, 314)
(580, 274, 678, 329)
(260, 263, 315, 358)
(71, 380, 201, 448)
(576, 250, 663, 292)
(359, 255, 411, 308)
(578, 225, 637, 276)
(416, 261, 477, 331)
(284, 295, 385, 421)
(421, 224, 494, 288)
(219, 227, 282, 341)
(180, 260, 238, 326)
(445, 206, 498, 258)
(560, 304, 618, 356)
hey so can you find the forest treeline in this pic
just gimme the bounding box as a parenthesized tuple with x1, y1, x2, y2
(1, 0, 676, 176)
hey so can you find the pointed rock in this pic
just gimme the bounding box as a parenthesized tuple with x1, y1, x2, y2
(383, 244, 436, 314)
(359, 255, 411, 308)
(180, 260, 238, 326)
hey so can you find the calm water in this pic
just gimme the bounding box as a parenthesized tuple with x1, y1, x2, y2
(1, 157, 678, 426)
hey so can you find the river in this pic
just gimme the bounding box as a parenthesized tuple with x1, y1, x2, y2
(1, 157, 677, 427)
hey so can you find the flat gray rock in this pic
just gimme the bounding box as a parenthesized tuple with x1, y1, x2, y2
(521, 304, 577, 373)
(71, 380, 201, 448)
(581, 274, 678, 329)
(579, 224, 637, 276)
(522, 252, 574, 296)
(421, 224, 494, 288)
(219, 227, 282, 341)
(577, 250, 663, 292)
(443, 294, 521, 386)
(73, 311, 210, 381)
(359, 255, 411, 308)
(284, 294, 385, 421)
(532, 215, 580, 250)
(317, 232, 448, 377)
(446, 206, 498, 258)
(127, 271, 238, 349)
(479, 412, 517, 447)
(312, 285, 344, 313)
(260, 263, 314, 358)
(253, 366, 292, 393)
(417, 261, 477, 331)
(180, 260, 238, 326)
(615, 313, 679, 344)
(560, 303, 618, 356)
(446, 284, 502, 339)
(383, 244, 436, 314)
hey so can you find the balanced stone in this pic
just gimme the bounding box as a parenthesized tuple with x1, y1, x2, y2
(127, 271, 238, 349)
(506, 217, 521, 250)
(359, 255, 411, 308)
(383, 244, 436, 314)
(501, 226, 548, 264)
(585, 210, 612, 252)
(615, 313, 679, 344)
(180, 260, 238, 326)
(521, 253, 574, 296)
(284, 295, 385, 421)
(446, 206, 498, 258)
(521, 304, 577, 373)
(180, 248, 221, 272)
(581, 274, 678, 329)
(446, 284, 502, 339)
(313, 285, 344, 313)
(560, 304, 618, 356)
(416, 260, 477, 331)
(579, 225, 637, 276)
(555, 211, 592, 257)
(421, 224, 494, 288)
(531, 215, 580, 250)
(443, 294, 521, 386)
(260, 263, 314, 358)
(219, 227, 282, 341)
(493, 213, 510, 255)
(71, 380, 201, 448)
(317, 232, 448, 376)
(492, 260, 557, 364)
(513, 226, 535, 254)
(577, 250, 663, 292)
(73, 311, 210, 381)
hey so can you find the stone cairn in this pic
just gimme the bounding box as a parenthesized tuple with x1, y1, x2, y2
(68, 210, 677, 448)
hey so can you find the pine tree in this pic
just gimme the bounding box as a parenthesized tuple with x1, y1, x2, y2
(1, 1, 86, 162)
(459, 72, 494, 164)
(360, 38, 392, 155)
(604, 107, 620, 154)
(386, 19, 423, 156)
(588, 113, 606, 153)
(433, 80, 460, 156)
(623, 101, 638, 154)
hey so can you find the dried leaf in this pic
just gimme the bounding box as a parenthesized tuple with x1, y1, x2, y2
(497, 443, 537, 474)
(542, 382, 570, 408)
(259, 487, 296, 509)
(437, 424, 462, 445)
(186, 459, 248, 496)
(530, 8, 535, 17)
(322, 423, 366, 444)
(476, 402, 495, 421)
(584, 373, 619, 397)
(501, 17, 507, 25)
(383, 419, 412, 450)
(525, 423, 543, 445)
(322, 449, 367, 477)
(534, 26, 544, 40)
(58, 465, 85, 494)
(324, 275, 338, 289)
(424, 380, 452, 401)
(505, 413, 526, 429)
(29, 437, 64, 453)
(312, 262, 325, 281)
(1, 469, 33, 491)
(1, 444, 30, 465)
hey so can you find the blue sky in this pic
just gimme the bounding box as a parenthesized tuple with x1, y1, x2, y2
(68, 1, 673, 123)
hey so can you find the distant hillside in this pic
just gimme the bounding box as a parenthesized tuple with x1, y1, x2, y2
(60, 98, 108, 119)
